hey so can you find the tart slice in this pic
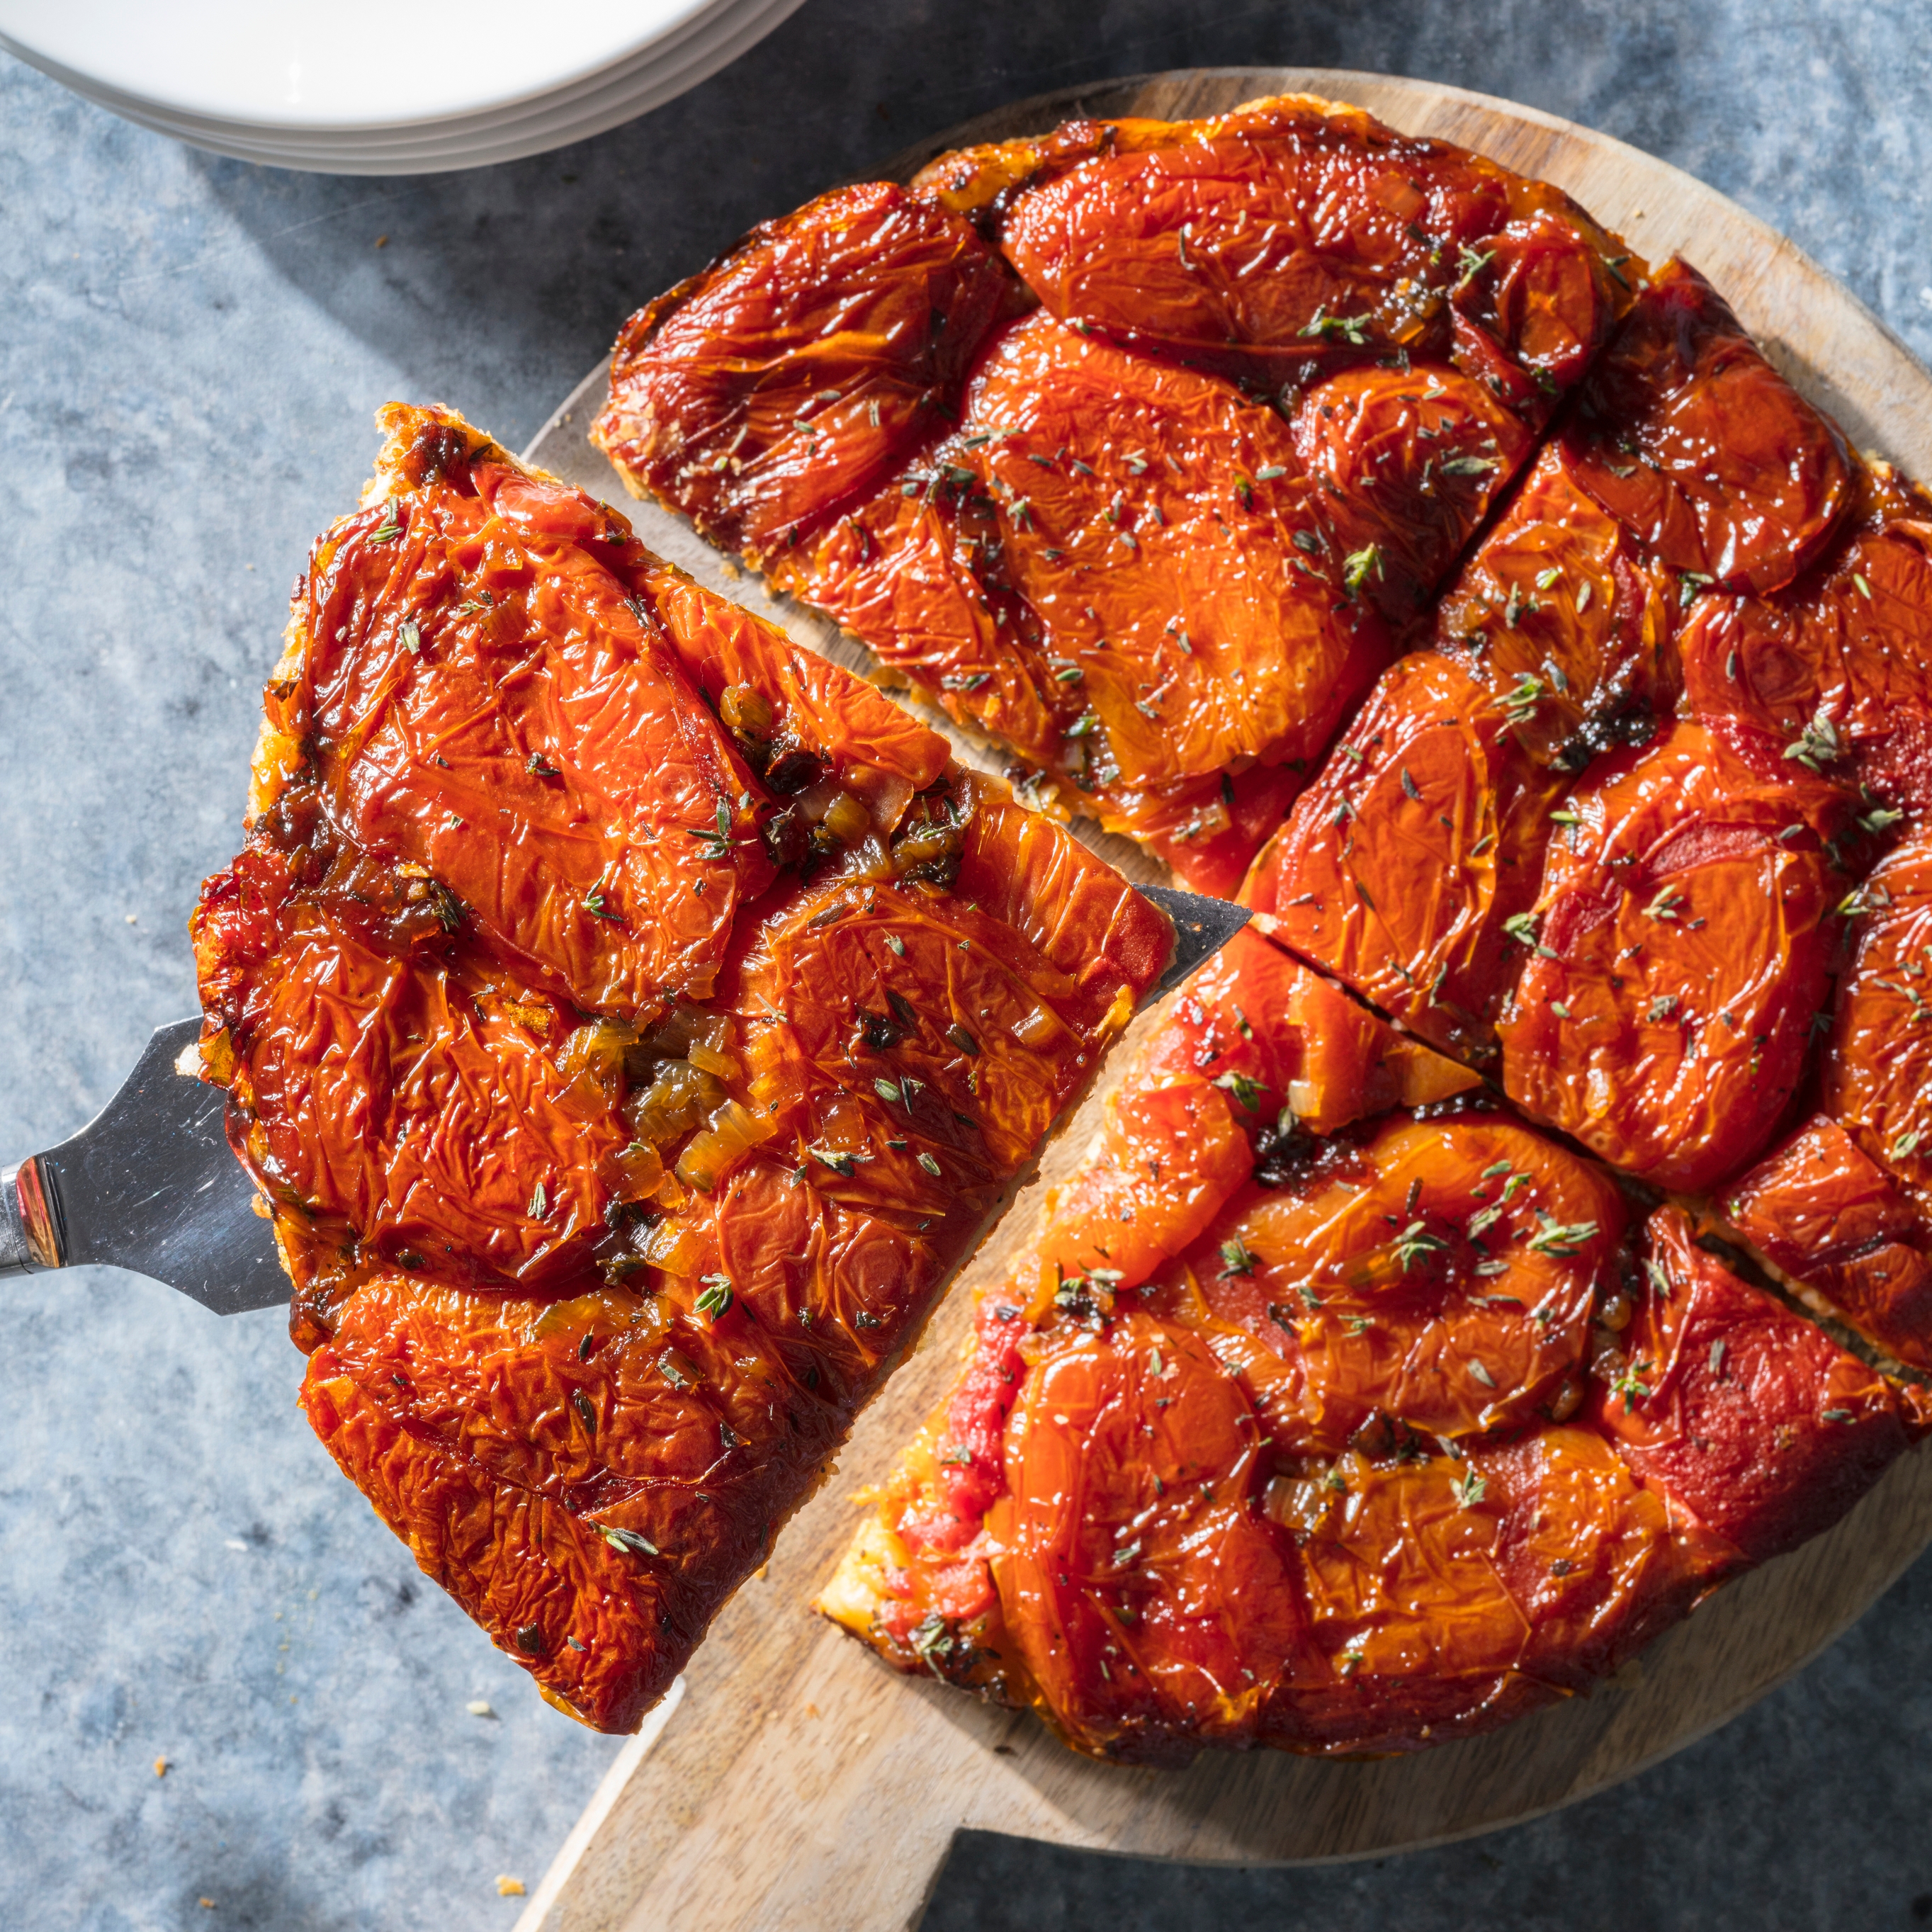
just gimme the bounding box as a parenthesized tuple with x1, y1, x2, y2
(594, 94, 1639, 891)
(192, 404, 1172, 1730)
(820, 925, 1924, 1766)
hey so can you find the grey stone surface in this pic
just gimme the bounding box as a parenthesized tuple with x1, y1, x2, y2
(2, 2, 1931, 1926)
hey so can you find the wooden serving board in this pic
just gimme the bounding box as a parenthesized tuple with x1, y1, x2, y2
(511, 67, 1932, 1932)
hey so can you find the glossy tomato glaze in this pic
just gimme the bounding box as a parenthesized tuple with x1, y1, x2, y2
(193, 404, 1171, 1731)
(192, 84, 1932, 1756)
(822, 920, 1925, 1765)
(596, 94, 1637, 893)
(801, 142, 1932, 1761)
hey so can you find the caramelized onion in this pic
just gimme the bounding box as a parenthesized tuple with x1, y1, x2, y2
(675, 1099, 778, 1192)
(623, 1059, 725, 1144)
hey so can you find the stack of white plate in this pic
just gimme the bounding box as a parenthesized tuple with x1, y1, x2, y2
(0, 0, 806, 173)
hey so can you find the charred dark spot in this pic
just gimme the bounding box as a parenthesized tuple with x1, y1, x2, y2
(1251, 1116, 1318, 1188)
(765, 747, 823, 795)
(761, 805, 811, 870)
(857, 1009, 906, 1053)
(1411, 1087, 1503, 1120)
(407, 422, 473, 488)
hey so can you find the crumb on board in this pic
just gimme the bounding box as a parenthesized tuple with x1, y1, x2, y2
(154, 1757, 167, 1777)
(496, 1876, 526, 1897)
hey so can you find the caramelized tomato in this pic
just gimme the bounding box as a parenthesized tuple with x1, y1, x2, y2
(1591, 1207, 1909, 1564)
(773, 315, 1391, 852)
(289, 471, 771, 1018)
(1817, 830, 1932, 1216)
(1267, 1425, 1711, 1756)
(1724, 1115, 1932, 1374)
(594, 181, 1016, 558)
(1680, 463, 1932, 811)
(990, 1311, 1306, 1763)
(983, 95, 1625, 400)
(1499, 721, 1851, 1192)
(1182, 1112, 1623, 1451)
(1433, 441, 1678, 772)
(1564, 262, 1851, 596)
(1244, 651, 1564, 1063)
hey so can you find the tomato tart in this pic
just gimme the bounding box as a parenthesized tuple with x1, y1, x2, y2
(192, 405, 1171, 1730)
(596, 95, 1932, 1764)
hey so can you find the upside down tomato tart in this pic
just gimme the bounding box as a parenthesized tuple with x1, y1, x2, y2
(193, 81, 1932, 1760)
(193, 404, 1171, 1730)
(597, 96, 1932, 1770)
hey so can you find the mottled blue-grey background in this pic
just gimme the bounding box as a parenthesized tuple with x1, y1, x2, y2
(4, 4, 1931, 1928)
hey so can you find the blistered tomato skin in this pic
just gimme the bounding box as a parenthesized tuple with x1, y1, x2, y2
(1817, 831, 1932, 1218)
(1244, 652, 1564, 1064)
(984, 96, 1627, 398)
(990, 1311, 1307, 1766)
(1267, 1425, 1718, 1757)
(592, 181, 1017, 559)
(1289, 365, 1532, 632)
(196, 404, 1169, 1733)
(293, 480, 772, 1019)
(1000, 925, 1477, 1314)
(1432, 442, 1678, 772)
(1187, 1112, 1623, 1452)
(769, 313, 1393, 884)
(1563, 261, 1851, 596)
(1724, 1116, 1932, 1374)
(1591, 1208, 1909, 1565)
(1678, 464, 1932, 812)
(1498, 721, 1851, 1194)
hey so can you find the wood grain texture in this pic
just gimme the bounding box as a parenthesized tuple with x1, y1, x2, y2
(512, 68, 1932, 1932)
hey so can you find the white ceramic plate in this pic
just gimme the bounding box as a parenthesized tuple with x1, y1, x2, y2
(26, 0, 803, 171)
(0, 0, 803, 171)
(0, 0, 731, 128)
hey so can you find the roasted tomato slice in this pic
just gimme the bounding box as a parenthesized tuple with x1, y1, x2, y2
(984, 94, 1625, 400)
(779, 314, 1389, 806)
(301, 1361, 682, 1732)
(631, 559, 951, 815)
(988, 1310, 1306, 1765)
(1678, 461, 1932, 812)
(1724, 1115, 1932, 1374)
(1243, 651, 1564, 1065)
(1563, 260, 1851, 596)
(1289, 363, 1532, 631)
(290, 1191, 880, 1732)
(1261, 1425, 1714, 1756)
(593, 181, 1016, 558)
(1003, 925, 1476, 1309)
(1432, 440, 1678, 772)
(1817, 829, 1932, 1215)
(1179, 1112, 1624, 1452)
(729, 829, 1139, 1192)
(1498, 721, 1851, 1192)
(277, 416, 774, 1018)
(1590, 1207, 1910, 1564)
(195, 809, 634, 1292)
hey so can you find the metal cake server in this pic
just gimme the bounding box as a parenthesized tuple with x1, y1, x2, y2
(0, 885, 1247, 1314)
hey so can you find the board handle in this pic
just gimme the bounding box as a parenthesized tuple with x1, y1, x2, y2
(0, 1156, 63, 1275)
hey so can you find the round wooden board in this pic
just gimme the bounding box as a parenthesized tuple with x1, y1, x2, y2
(512, 68, 1932, 1932)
